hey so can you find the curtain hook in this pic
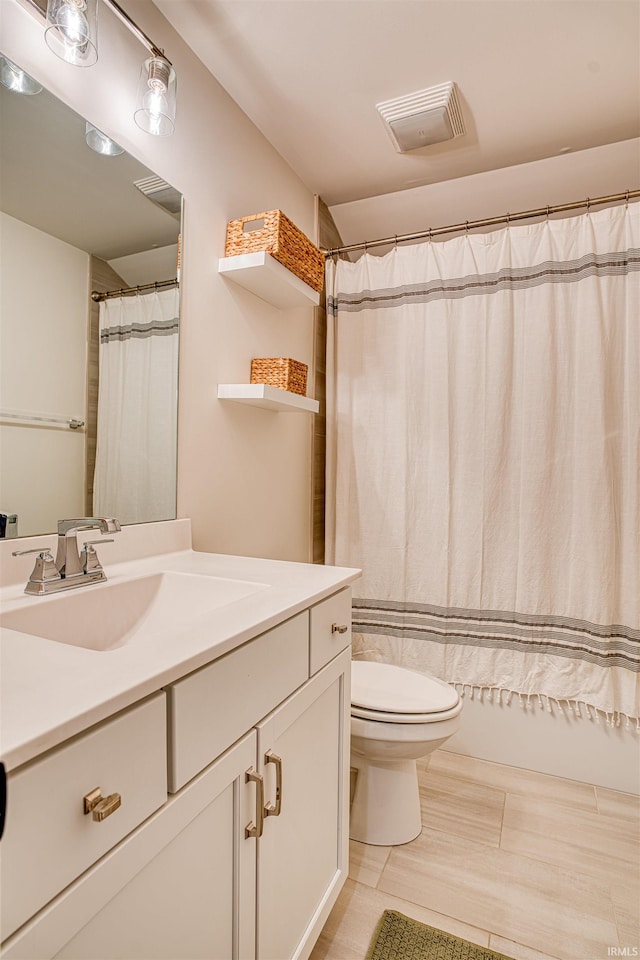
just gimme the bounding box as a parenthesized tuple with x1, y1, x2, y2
(625, 189, 630, 208)
(394, 234, 398, 250)
(465, 220, 469, 236)
(586, 197, 591, 215)
(429, 226, 433, 243)
(546, 205, 551, 221)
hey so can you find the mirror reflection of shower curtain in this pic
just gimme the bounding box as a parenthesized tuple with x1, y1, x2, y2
(93, 288, 179, 524)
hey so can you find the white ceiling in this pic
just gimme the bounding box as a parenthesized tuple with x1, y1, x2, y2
(154, 0, 640, 210)
(0, 82, 180, 261)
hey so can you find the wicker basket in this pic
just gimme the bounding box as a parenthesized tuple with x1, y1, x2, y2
(225, 210, 324, 292)
(251, 358, 308, 396)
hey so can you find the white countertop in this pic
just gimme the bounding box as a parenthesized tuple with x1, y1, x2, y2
(0, 535, 360, 772)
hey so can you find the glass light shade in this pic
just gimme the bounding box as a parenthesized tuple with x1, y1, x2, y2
(45, 0, 98, 67)
(134, 57, 176, 136)
(0, 56, 43, 95)
(85, 122, 124, 156)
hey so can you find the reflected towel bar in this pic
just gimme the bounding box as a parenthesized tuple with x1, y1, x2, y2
(0, 410, 85, 430)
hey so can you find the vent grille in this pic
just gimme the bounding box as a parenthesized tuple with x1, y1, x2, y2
(133, 176, 182, 218)
(376, 82, 465, 153)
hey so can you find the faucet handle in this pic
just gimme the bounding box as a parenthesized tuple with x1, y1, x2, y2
(12, 547, 61, 590)
(12, 547, 54, 558)
(81, 539, 114, 574)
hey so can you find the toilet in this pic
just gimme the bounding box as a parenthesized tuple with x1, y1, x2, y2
(350, 660, 463, 846)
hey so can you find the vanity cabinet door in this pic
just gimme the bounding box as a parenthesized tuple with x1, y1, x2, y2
(255, 648, 351, 960)
(2, 732, 258, 960)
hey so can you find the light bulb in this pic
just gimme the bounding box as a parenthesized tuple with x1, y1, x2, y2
(142, 87, 169, 136)
(58, 0, 90, 47)
(45, 0, 98, 66)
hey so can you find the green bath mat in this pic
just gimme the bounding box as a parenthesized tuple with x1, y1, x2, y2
(366, 911, 514, 960)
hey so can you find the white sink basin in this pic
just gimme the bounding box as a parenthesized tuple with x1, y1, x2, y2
(0, 572, 267, 651)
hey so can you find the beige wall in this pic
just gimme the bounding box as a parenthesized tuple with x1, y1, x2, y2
(108, 244, 179, 287)
(0, 213, 88, 536)
(331, 138, 640, 246)
(1, 0, 316, 561)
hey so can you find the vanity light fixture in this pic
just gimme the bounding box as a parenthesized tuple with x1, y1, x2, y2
(134, 56, 177, 137)
(45, 0, 98, 66)
(42, 0, 177, 135)
(85, 121, 124, 155)
(0, 55, 43, 94)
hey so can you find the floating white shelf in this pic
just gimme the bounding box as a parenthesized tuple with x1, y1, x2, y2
(218, 383, 319, 414)
(218, 251, 321, 309)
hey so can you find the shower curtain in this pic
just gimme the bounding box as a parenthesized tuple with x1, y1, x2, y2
(93, 288, 179, 525)
(326, 204, 639, 726)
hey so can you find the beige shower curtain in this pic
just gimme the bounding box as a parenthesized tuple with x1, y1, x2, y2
(326, 204, 639, 725)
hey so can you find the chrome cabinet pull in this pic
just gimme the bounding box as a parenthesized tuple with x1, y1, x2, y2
(264, 750, 283, 818)
(245, 767, 265, 839)
(83, 787, 122, 822)
(331, 623, 348, 635)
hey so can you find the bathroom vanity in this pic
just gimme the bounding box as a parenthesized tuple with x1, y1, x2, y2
(0, 521, 359, 959)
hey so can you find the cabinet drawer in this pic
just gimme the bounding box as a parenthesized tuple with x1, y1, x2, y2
(309, 588, 352, 675)
(0, 693, 167, 941)
(166, 612, 309, 792)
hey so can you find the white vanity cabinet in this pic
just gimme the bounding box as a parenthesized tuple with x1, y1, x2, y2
(0, 587, 352, 960)
(256, 651, 348, 960)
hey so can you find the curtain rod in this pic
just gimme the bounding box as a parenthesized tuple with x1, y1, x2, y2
(323, 189, 640, 257)
(91, 278, 179, 302)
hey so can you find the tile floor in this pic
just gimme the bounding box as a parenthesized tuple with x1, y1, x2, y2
(310, 750, 640, 960)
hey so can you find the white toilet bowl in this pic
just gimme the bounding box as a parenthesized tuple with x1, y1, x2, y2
(350, 660, 462, 846)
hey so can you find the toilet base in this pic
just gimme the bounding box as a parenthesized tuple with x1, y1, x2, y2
(349, 754, 422, 846)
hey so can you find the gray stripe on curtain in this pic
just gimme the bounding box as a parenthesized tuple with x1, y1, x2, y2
(352, 601, 640, 670)
(100, 318, 179, 342)
(328, 249, 640, 314)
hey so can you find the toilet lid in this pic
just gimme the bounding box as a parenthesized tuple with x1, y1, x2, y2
(351, 660, 459, 714)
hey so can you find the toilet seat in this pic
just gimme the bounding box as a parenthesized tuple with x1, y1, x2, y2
(351, 702, 462, 723)
(351, 660, 460, 723)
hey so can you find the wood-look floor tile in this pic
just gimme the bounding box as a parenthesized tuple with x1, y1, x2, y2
(308, 877, 490, 960)
(428, 751, 598, 812)
(611, 880, 640, 953)
(501, 795, 640, 886)
(348, 839, 391, 887)
(419, 766, 505, 847)
(377, 828, 618, 960)
(488, 935, 562, 960)
(596, 785, 640, 822)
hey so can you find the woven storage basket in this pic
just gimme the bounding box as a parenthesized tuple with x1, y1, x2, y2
(251, 358, 308, 397)
(225, 210, 324, 292)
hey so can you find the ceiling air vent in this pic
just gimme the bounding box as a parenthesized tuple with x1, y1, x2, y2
(376, 81, 465, 153)
(133, 175, 182, 219)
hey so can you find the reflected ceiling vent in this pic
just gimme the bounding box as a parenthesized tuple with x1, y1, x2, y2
(133, 175, 181, 218)
(376, 81, 465, 153)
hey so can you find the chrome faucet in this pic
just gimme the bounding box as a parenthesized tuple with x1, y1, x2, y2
(55, 517, 121, 580)
(13, 517, 120, 596)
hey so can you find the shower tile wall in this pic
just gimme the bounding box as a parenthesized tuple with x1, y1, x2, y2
(312, 200, 343, 564)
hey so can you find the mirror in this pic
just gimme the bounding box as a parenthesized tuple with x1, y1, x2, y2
(0, 57, 182, 538)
